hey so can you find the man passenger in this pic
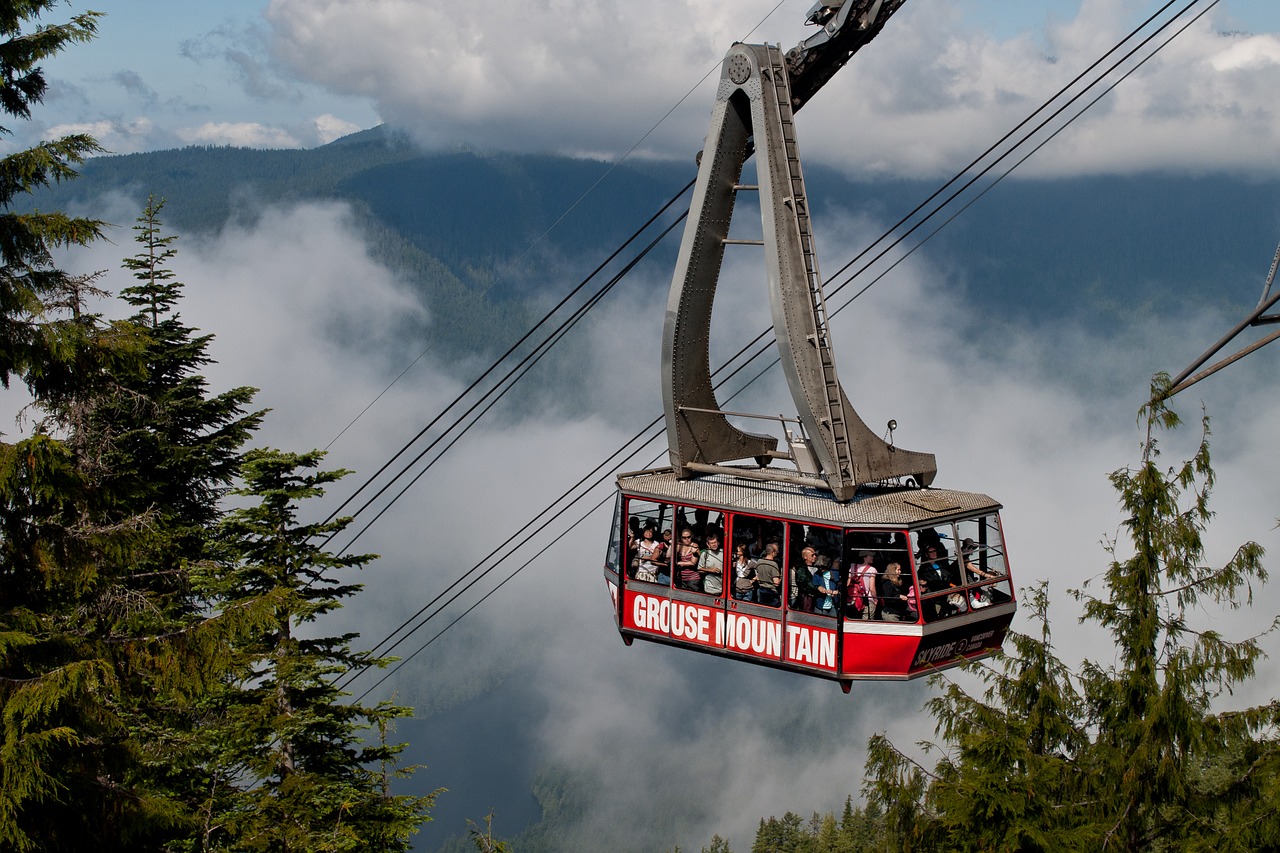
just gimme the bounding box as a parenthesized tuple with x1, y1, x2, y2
(698, 531, 724, 595)
(753, 542, 782, 607)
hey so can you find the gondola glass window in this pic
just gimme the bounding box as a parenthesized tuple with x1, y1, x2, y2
(910, 516, 1011, 622)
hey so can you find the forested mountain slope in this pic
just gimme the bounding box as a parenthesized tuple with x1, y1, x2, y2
(30, 125, 1280, 370)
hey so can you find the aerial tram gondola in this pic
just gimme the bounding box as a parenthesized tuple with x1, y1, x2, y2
(602, 0, 1016, 690)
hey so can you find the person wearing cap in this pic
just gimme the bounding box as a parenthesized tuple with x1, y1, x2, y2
(961, 538, 1000, 582)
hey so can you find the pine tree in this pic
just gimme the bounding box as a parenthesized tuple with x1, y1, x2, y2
(751, 811, 812, 853)
(0, 6, 166, 850)
(0, 1, 104, 389)
(1077, 382, 1272, 849)
(0, 195, 268, 850)
(207, 448, 435, 852)
(863, 377, 1277, 851)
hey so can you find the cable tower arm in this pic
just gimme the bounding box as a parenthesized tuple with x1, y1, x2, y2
(786, 0, 906, 113)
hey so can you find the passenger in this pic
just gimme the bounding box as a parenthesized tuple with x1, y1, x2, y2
(676, 528, 701, 591)
(655, 527, 668, 555)
(753, 542, 782, 607)
(654, 529, 672, 585)
(625, 519, 638, 576)
(916, 543, 955, 620)
(790, 546, 819, 612)
(962, 537, 1010, 605)
(628, 516, 643, 553)
(698, 532, 725, 595)
(853, 551, 878, 620)
(917, 527, 944, 557)
(634, 526, 663, 583)
(812, 556, 840, 617)
(844, 569, 867, 619)
(877, 562, 915, 622)
(731, 543, 756, 602)
(916, 545, 948, 590)
(960, 538, 999, 582)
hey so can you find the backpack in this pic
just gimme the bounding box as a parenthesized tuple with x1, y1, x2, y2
(850, 578, 866, 611)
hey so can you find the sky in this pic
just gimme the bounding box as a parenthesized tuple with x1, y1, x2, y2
(15, 1, 1280, 849)
(14, 0, 1280, 178)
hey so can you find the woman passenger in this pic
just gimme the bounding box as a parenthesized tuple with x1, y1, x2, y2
(676, 528, 701, 591)
(635, 526, 663, 582)
(731, 543, 755, 602)
(877, 562, 915, 622)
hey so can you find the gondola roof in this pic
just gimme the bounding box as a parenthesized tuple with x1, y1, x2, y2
(617, 467, 1002, 528)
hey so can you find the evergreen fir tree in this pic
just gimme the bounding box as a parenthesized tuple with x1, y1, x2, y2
(207, 448, 435, 852)
(0, 1, 104, 389)
(1, 195, 266, 850)
(0, 6, 170, 850)
(701, 833, 733, 853)
(863, 377, 1277, 851)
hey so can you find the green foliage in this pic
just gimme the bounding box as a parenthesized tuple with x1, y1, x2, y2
(863, 378, 1278, 852)
(2, 163, 435, 850)
(0, 193, 262, 849)
(202, 448, 437, 852)
(703, 833, 733, 853)
(467, 811, 512, 853)
(0, 2, 104, 389)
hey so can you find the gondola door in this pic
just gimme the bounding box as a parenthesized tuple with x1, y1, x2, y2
(619, 496, 726, 654)
(720, 511, 787, 665)
(662, 505, 727, 654)
(778, 520, 842, 676)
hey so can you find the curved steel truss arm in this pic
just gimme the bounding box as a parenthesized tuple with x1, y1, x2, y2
(662, 44, 935, 501)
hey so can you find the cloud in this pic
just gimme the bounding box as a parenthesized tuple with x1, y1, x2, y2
(262, 0, 1280, 177)
(313, 113, 361, 144)
(112, 70, 158, 105)
(175, 121, 302, 148)
(46, 117, 156, 154)
(180, 22, 299, 101)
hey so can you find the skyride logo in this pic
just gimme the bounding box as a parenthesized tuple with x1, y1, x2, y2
(628, 591, 836, 670)
(911, 628, 998, 670)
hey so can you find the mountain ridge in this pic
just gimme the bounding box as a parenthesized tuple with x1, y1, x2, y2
(28, 126, 1280, 358)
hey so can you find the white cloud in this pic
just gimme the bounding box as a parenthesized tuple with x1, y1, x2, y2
(265, 0, 756, 159)
(262, 0, 1280, 177)
(47, 118, 157, 155)
(175, 120, 301, 148)
(313, 113, 362, 144)
(1209, 33, 1280, 71)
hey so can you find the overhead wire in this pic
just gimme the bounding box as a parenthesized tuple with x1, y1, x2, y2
(335, 212, 689, 554)
(319, 183, 693, 538)
(348, 333, 807, 701)
(342, 0, 1219, 691)
(339, 0, 1222, 692)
